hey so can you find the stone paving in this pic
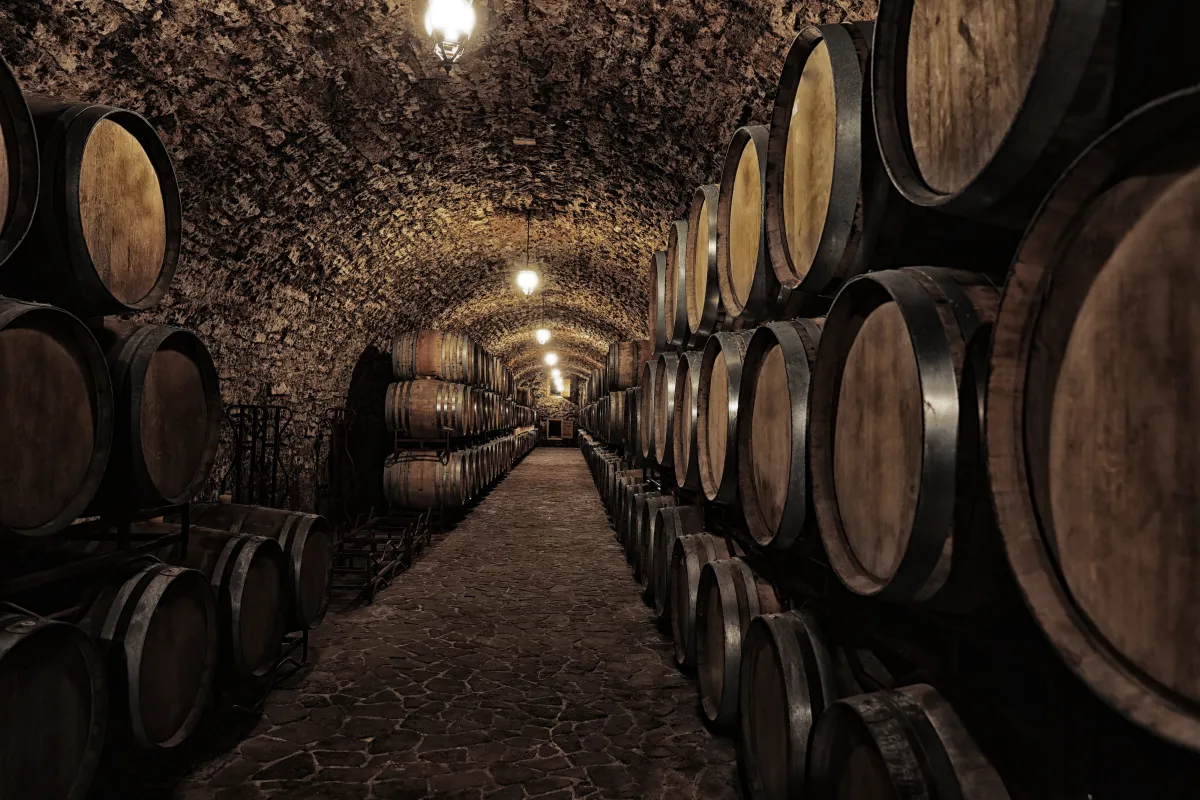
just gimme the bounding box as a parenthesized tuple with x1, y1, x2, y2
(176, 447, 739, 799)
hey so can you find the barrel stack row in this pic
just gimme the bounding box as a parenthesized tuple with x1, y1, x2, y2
(582, 3, 1200, 797)
(391, 328, 521, 399)
(0, 57, 339, 800)
(384, 428, 537, 510)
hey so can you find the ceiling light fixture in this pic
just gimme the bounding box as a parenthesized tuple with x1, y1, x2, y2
(550, 368, 561, 378)
(536, 328, 551, 345)
(544, 352, 558, 366)
(425, 0, 475, 73)
(516, 209, 539, 296)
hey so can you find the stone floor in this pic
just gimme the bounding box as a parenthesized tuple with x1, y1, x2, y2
(176, 448, 739, 799)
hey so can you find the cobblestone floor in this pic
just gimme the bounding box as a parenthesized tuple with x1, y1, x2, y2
(176, 447, 739, 800)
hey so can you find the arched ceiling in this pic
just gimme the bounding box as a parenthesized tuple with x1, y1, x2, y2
(0, 0, 876, 414)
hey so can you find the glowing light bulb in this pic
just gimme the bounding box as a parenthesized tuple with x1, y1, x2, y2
(551, 368, 561, 378)
(535, 328, 551, 345)
(544, 352, 558, 366)
(517, 270, 539, 296)
(424, 0, 475, 42)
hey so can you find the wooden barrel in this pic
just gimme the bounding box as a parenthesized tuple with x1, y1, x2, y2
(986, 88, 1200, 750)
(390, 330, 473, 384)
(607, 340, 651, 391)
(615, 475, 647, 544)
(625, 487, 659, 556)
(651, 504, 705, 625)
(190, 503, 333, 631)
(624, 386, 641, 462)
(766, 22, 878, 296)
(652, 352, 680, 467)
(686, 184, 724, 339)
(808, 684, 1010, 799)
(0, 299, 113, 537)
(0, 56, 38, 269)
(670, 533, 733, 671)
(0, 612, 106, 800)
(672, 350, 705, 491)
(739, 610, 843, 800)
(638, 359, 658, 461)
(737, 319, 823, 549)
(718, 126, 790, 327)
(89, 322, 221, 512)
(607, 390, 627, 448)
(697, 330, 753, 503)
(664, 221, 690, 348)
(871, 0, 1200, 226)
(649, 250, 669, 352)
(810, 268, 998, 606)
(696, 558, 781, 728)
(81, 560, 217, 749)
(1, 96, 181, 315)
(384, 379, 470, 438)
(636, 494, 676, 595)
(142, 524, 288, 678)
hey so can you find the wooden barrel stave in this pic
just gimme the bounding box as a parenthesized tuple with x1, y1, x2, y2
(2, 96, 182, 315)
(189, 503, 333, 631)
(0, 55, 38, 269)
(0, 612, 107, 800)
(811, 267, 999, 606)
(808, 684, 1011, 799)
(695, 557, 781, 729)
(89, 321, 221, 513)
(672, 351, 705, 491)
(736, 318, 823, 549)
(686, 184, 725, 339)
(81, 560, 218, 750)
(670, 533, 733, 672)
(652, 504, 705, 625)
(0, 299, 114, 537)
(987, 88, 1200, 750)
(698, 330, 754, 503)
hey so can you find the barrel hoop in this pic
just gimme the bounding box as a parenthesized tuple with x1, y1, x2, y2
(879, 690, 966, 800)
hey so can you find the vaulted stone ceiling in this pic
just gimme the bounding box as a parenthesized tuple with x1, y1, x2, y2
(0, 0, 875, 418)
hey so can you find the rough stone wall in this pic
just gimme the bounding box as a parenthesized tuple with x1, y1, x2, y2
(0, 0, 875, 509)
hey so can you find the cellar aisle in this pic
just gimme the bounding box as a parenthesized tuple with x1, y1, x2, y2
(177, 447, 739, 800)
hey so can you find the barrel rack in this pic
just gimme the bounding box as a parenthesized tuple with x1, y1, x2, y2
(332, 509, 434, 604)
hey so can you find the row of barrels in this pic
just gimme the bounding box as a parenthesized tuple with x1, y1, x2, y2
(583, 81, 1200, 752)
(384, 379, 536, 438)
(581, 434, 1009, 799)
(390, 329, 520, 398)
(644, 2, 1200, 357)
(0, 503, 333, 800)
(383, 428, 537, 510)
(0, 57, 182, 317)
(1, 303, 221, 538)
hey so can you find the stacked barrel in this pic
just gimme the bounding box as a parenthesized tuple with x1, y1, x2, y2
(583, 4, 1200, 797)
(384, 329, 536, 509)
(0, 56, 336, 799)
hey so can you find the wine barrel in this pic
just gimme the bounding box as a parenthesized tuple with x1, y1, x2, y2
(986, 88, 1200, 750)
(0, 299, 113, 537)
(607, 340, 651, 391)
(670, 533, 734, 672)
(871, 0, 1200, 226)
(766, 22, 878, 296)
(651, 504, 705, 625)
(718, 126, 790, 327)
(615, 476, 647, 545)
(696, 558, 781, 728)
(740, 610, 842, 800)
(384, 379, 470, 438)
(808, 684, 1010, 799)
(391, 330, 473, 384)
(625, 486, 659, 556)
(636, 493, 676, 596)
(653, 352, 680, 467)
(810, 268, 998, 606)
(624, 386, 642, 463)
(665, 221, 690, 348)
(697, 330, 753, 503)
(190, 503, 333, 631)
(142, 524, 287, 678)
(737, 319, 823, 549)
(686, 184, 724, 339)
(649, 250, 669, 352)
(0, 612, 106, 800)
(672, 350, 704, 491)
(638, 358, 658, 461)
(1, 96, 181, 315)
(89, 322, 221, 512)
(0, 56, 38, 269)
(81, 560, 217, 749)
